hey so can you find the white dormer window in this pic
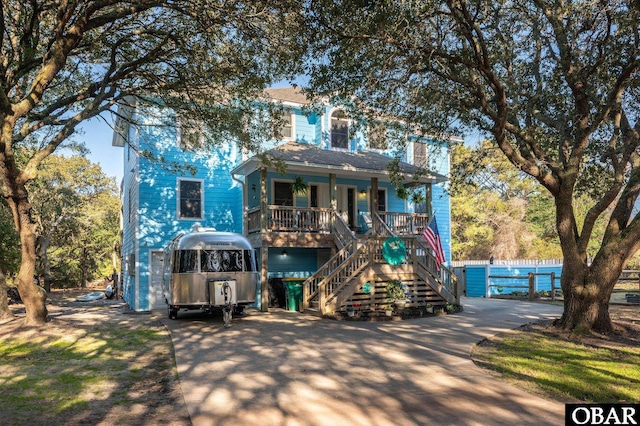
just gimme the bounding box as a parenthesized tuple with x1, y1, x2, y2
(280, 113, 293, 140)
(414, 141, 427, 167)
(330, 109, 349, 149)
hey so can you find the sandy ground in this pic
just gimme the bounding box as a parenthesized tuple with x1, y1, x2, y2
(1, 285, 191, 426)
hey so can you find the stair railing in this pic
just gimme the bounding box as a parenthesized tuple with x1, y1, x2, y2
(373, 211, 394, 237)
(303, 220, 460, 314)
(413, 237, 459, 304)
(332, 210, 357, 250)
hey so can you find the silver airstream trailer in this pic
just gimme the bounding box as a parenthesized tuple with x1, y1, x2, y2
(163, 226, 258, 322)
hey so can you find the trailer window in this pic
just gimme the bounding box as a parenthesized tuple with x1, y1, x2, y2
(201, 250, 244, 272)
(174, 250, 199, 273)
(244, 250, 256, 272)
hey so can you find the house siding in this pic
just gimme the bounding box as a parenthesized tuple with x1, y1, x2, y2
(268, 248, 320, 278)
(121, 110, 140, 310)
(121, 110, 243, 311)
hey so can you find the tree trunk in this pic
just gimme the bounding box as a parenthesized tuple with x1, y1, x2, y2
(0, 268, 13, 320)
(10, 185, 48, 326)
(555, 256, 619, 334)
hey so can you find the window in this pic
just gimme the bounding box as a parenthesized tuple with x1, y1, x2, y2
(201, 250, 245, 272)
(377, 189, 387, 212)
(414, 200, 427, 214)
(274, 181, 293, 206)
(127, 254, 136, 276)
(172, 249, 255, 273)
(414, 141, 427, 167)
(127, 124, 137, 161)
(330, 109, 349, 149)
(173, 250, 199, 273)
(127, 186, 133, 223)
(279, 113, 293, 140)
(178, 178, 203, 219)
(368, 122, 387, 150)
(310, 185, 318, 208)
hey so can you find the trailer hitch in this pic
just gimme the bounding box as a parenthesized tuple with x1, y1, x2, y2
(221, 281, 233, 328)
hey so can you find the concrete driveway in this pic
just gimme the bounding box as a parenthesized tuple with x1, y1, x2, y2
(160, 297, 565, 426)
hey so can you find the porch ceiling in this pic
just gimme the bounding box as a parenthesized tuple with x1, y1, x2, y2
(231, 142, 448, 183)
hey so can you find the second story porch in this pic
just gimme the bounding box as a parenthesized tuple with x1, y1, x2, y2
(233, 141, 447, 244)
(247, 205, 431, 239)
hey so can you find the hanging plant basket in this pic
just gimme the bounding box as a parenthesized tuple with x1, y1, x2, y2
(291, 176, 308, 195)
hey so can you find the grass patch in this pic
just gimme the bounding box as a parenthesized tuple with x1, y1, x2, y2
(472, 324, 640, 403)
(0, 316, 185, 425)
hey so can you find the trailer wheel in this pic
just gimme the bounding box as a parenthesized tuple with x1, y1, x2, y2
(168, 308, 178, 320)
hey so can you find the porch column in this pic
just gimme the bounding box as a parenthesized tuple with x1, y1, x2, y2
(260, 168, 269, 312)
(370, 177, 379, 235)
(329, 173, 337, 210)
(329, 173, 337, 233)
(260, 247, 269, 312)
(370, 177, 379, 214)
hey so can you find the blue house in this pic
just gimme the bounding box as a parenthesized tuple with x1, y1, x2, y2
(113, 87, 460, 314)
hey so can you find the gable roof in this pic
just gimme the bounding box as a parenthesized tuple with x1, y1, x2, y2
(232, 142, 447, 184)
(264, 87, 310, 105)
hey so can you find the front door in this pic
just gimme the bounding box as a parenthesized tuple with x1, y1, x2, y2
(337, 185, 357, 228)
(149, 250, 166, 310)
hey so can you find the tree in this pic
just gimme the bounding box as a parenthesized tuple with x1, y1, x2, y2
(302, 1, 640, 332)
(27, 153, 118, 289)
(450, 141, 546, 260)
(450, 141, 563, 260)
(71, 189, 120, 288)
(0, 198, 20, 319)
(1, 1, 303, 325)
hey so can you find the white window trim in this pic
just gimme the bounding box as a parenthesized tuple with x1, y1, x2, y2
(177, 177, 205, 220)
(280, 111, 295, 141)
(413, 139, 428, 167)
(329, 107, 350, 151)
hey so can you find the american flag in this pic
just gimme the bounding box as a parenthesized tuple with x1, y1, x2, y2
(422, 216, 446, 269)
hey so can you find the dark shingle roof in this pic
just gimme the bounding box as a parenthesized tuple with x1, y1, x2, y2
(233, 142, 447, 184)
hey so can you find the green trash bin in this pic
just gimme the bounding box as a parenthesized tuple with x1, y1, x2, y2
(284, 279, 304, 311)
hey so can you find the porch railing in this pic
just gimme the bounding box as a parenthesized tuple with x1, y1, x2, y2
(247, 206, 332, 234)
(379, 212, 430, 235)
(248, 206, 428, 237)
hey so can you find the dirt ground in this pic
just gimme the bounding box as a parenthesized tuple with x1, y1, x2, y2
(1, 284, 191, 426)
(520, 304, 640, 348)
(3, 286, 639, 425)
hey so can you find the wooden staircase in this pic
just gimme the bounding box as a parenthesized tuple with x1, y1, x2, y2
(301, 212, 459, 316)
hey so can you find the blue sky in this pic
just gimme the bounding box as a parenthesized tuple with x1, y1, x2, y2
(79, 116, 124, 183)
